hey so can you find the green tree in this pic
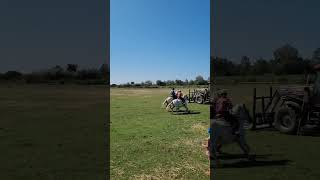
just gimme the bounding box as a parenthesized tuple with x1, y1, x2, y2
(240, 56, 251, 75)
(66, 64, 78, 73)
(99, 64, 109, 81)
(312, 48, 320, 63)
(252, 58, 269, 75)
(184, 79, 189, 85)
(145, 80, 153, 86)
(273, 44, 299, 64)
(156, 80, 166, 86)
(195, 75, 207, 85)
(175, 79, 184, 86)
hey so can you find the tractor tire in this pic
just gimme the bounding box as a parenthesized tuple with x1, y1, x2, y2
(274, 106, 298, 134)
(196, 95, 205, 104)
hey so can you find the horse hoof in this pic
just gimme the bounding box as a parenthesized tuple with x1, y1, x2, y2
(216, 151, 223, 157)
(247, 155, 256, 161)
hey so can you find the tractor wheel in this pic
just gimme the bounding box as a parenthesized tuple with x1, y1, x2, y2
(196, 95, 205, 104)
(274, 106, 298, 134)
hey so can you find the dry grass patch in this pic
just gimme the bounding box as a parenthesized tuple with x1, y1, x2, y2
(191, 123, 207, 134)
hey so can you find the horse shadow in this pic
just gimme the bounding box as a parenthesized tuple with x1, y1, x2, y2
(252, 125, 320, 137)
(213, 153, 292, 169)
(217, 153, 271, 160)
(171, 110, 201, 115)
(219, 159, 292, 169)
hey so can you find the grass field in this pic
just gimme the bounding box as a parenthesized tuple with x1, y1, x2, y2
(112, 85, 320, 180)
(213, 84, 320, 180)
(0, 84, 107, 180)
(110, 88, 210, 179)
(3, 84, 320, 179)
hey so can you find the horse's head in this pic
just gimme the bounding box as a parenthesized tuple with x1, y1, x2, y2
(183, 95, 189, 103)
(230, 104, 249, 125)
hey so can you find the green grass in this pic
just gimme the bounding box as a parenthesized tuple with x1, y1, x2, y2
(111, 85, 320, 180)
(3, 84, 320, 179)
(110, 88, 210, 179)
(0, 84, 107, 180)
(213, 84, 320, 180)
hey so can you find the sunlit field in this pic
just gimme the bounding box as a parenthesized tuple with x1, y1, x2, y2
(110, 88, 209, 179)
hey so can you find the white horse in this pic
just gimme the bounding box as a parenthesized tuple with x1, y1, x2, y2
(161, 96, 174, 108)
(209, 104, 253, 167)
(161, 95, 189, 108)
(166, 98, 189, 113)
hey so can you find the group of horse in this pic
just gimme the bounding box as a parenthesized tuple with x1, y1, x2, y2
(161, 91, 255, 168)
(161, 94, 190, 113)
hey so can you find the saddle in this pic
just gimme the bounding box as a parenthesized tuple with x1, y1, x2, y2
(212, 114, 240, 135)
(211, 117, 231, 126)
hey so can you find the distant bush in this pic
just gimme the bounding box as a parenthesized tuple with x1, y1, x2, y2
(231, 79, 239, 84)
(277, 77, 288, 83)
(3, 71, 22, 80)
(247, 77, 257, 82)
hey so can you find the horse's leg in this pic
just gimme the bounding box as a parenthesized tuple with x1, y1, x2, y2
(236, 137, 251, 159)
(162, 100, 167, 108)
(166, 103, 171, 112)
(171, 103, 175, 113)
(217, 144, 222, 154)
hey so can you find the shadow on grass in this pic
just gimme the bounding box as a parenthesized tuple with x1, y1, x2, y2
(171, 110, 201, 115)
(252, 125, 320, 137)
(219, 159, 292, 169)
(298, 125, 320, 137)
(217, 153, 271, 160)
(211, 153, 292, 169)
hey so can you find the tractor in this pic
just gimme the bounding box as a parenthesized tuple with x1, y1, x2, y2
(246, 64, 320, 134)
(188, 83, 211, 104)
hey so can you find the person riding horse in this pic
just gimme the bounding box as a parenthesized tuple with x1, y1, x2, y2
(170, 88, 177, 99)
(213, 89, 239, 135)
(176, 90, 186, 104)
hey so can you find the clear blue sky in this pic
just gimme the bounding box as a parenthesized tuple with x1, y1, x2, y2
(110, 0, 210, 84)
(213, 0, 320, 61)
(0, 0, 106, 73)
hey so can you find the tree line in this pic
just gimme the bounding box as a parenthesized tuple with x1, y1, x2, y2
(0, 64, 109, 84)
(212, 44, 320, 76)
(112, 75, 209, 88)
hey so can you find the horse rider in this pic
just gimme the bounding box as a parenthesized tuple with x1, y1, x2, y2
(170, 88, 177, 99)
(213, 89, 239, 135)
(176, 90, 186, 104)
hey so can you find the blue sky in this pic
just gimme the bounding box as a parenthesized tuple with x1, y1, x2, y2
(0, 0, 106, 73)
(213, 0, 320, 61)
(110, 0, 210, 84)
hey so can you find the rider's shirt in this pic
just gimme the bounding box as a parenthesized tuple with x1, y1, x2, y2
(214, 97, 232, 118)
(170, 90, 176, 98)
(176, 92, 183, 99)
